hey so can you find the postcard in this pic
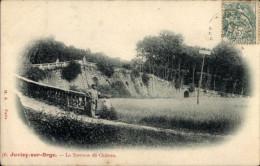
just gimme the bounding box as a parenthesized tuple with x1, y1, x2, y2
(1, 0, 259, 165)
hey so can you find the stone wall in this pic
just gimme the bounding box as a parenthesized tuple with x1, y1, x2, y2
(40, 66, 189, 98)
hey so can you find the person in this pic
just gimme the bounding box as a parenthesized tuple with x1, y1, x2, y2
(85, 84, 100, 118)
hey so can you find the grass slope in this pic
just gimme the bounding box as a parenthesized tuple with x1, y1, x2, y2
(111, 97, 248, 134)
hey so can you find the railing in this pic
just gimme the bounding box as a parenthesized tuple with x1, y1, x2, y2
(15, 75, 92, 115)
(32, 60, 97, 70)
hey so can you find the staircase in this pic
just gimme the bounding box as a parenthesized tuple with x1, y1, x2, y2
(81, 65, 89, 89)
(56, 70, 64, 88)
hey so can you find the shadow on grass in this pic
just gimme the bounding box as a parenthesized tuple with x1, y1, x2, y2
(140, 116, 242, 135)
(16, 95, 225, 149)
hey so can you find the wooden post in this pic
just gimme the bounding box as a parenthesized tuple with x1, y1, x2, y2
(197, 50, 211, 105)
(197, 55, 205, 105)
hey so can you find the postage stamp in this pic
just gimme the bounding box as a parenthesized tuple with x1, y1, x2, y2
(222, 1, 257, 44)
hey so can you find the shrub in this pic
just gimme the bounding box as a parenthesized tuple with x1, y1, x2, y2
(131, 68, 140, 82)
(23, 67, 49, 81)
(174, 80, 181, 89)
(97, 61, 115, 77)
(142, 72, 150, 86)
(97, 81, 131, 98)
(61, 61, 82, 82)
(122, 63, 132, 70)
(131, 68, 140, 77)
(92, 77, 99, 85)
(111, 81, 131, 98)
(219, 91, 228, 97)
(97, 85, 112, 96)
(134, 84, 141, 94)
(189, 84, 195, 92)
(99, 106, 118, 120)
(69, 85, 79, 91)
(121, 68, 128, 76)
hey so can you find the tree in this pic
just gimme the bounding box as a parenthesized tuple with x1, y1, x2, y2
(142, 72, 150, 86)
(96, 60, 115, 77)
(135, 32, 250, 95)
(61, 61, 82, 82)
(136, 30, 183, 81)
(211, 42, 246, 94)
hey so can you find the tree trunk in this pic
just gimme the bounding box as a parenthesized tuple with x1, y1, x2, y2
(205, 64, 210, 91)
(192, 63, 196, 86)
(232, 80, 237, 95)
(213, 77, 216, 92)
(240, 86, 244, 97)
(177, 58, 182, 82)
(149, 58, 151, 74)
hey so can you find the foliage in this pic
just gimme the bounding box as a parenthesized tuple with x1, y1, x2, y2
(20, 34, 251, 96)
(111, 81, 131, 97)
(69, 85, 79, 91)
(97, 81, 131, 98)
(189, 84, 195, 92)
(61, 61, 82, 82)
(23, 67, 49, 81)
(122, 63, 132, 70)
(92, 77, 99, 85)
(24, 37, 89, 64)
(134, 84, 141, 94)
(174, 80, 181, 90)
(130, 68, 140, 82)
(99, 106, 118, 120)
(131, 68, 140, 77)
(21, 37, 133, 75)
(121, 68, 128, 76)
(142, 72, 150, 86)
(137, 30, 251, 95)
(136, 30, 183, 79)
(96, 61, 115, 77)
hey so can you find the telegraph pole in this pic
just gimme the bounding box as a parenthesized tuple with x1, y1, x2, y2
(197, 50, 211, 105)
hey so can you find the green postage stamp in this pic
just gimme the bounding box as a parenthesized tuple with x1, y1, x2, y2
(222, 1, 258, 44)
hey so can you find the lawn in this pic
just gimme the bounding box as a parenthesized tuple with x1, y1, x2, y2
(110, 97, 248, 135)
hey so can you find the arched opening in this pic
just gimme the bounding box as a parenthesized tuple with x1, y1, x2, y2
(184, 91, 189, 98)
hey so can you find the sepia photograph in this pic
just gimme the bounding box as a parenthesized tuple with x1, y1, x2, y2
(1, 0, 259, 165)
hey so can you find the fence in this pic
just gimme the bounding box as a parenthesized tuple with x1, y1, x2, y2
(15, 75, 92, 114)
(32, 60, 97, 70)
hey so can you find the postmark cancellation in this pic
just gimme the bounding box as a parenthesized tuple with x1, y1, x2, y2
(222, 1, 258, 44)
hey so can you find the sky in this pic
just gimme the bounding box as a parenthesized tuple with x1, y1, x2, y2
(3, 1, 223, 61)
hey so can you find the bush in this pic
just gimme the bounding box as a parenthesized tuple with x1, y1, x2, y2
(122, 63, 132, 70)
(189, 84, 195, 92)
(121, 68, 128, 76)
(131, 68, 140, 82)
(97, 81, 131, 98)
(142, 72, 150, 86)
(23, 67, 49, 81)
(97, 85, 111, 96)
(131, 68, 140, 77)
(92, 77, 99, 85)
(97, 61, 115, 77)
(174, 80, 181, 89)
(219, 91, 228, 97)
(111, 81, 131, 98)
(134, 84, 141, 94)
(61, 61, 82, 82)
(99, 106, 118, 120)
(69, 85, 79, 91)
